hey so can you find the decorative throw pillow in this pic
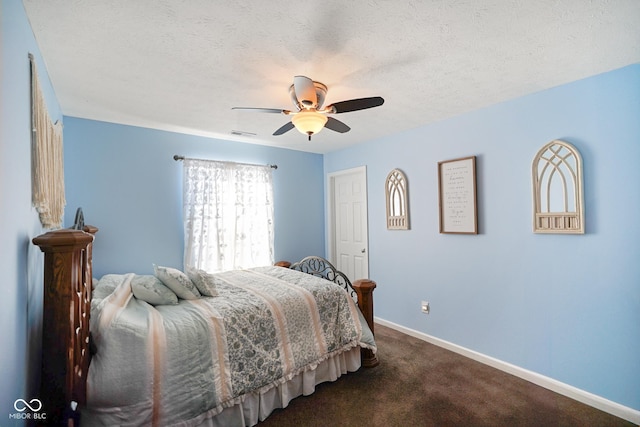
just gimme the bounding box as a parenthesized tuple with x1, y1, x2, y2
(186, 267, 219, 297)
(131, 275, 179, 306)
(153, 265, 201, 300)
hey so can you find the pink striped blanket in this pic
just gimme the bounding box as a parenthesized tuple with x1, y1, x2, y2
(85, 266, 376, 426)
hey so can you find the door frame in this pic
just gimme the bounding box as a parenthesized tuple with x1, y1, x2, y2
(326, 166, 369, 278)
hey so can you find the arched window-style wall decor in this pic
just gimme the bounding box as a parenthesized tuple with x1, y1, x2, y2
(385, 168, 409, 230)
(532, 140, 584, 234)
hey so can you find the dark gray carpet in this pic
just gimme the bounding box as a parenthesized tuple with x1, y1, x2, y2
(259, 324, 634, 426)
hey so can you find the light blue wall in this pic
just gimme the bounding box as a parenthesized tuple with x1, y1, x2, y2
(0, 0, 62, 423)
(5, 0, 638, 417)
(324, 64, 640, 410)
(63, 118, 325, 278)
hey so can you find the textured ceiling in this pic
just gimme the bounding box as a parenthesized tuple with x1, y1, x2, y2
(23, 0, 640, 154)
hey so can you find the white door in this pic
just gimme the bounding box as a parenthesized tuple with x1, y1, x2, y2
(329, 167, 369, 280)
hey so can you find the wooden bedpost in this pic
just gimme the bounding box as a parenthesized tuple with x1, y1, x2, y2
(352, 279, 379, 368)
(33, 227, 96, 426)
(274, 260, 291, 268)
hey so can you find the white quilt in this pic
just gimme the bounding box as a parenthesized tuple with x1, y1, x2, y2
(85, 266, 376, 426)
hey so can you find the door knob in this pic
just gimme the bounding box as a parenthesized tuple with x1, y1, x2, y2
(361, 249, 366, 253)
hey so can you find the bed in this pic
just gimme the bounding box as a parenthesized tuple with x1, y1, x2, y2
(33, 213, 377, 426)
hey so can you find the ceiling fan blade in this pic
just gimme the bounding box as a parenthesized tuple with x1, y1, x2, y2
(324, 117, 350, 133)
(293, 76, 317, 108)
(326, 96, 384, 114)
(232, 107, 288, 114)
(273, 121, 295, 136)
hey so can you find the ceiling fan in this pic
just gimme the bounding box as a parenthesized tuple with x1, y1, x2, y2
(232, 76, 384, 141)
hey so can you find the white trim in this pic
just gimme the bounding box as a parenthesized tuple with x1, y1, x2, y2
(375, 317, 640, 425)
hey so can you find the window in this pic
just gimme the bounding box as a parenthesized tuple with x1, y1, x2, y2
(182, 159, 274, 272)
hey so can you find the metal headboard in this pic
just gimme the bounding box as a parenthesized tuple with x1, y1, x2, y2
(290, 256, 357, 301)
(71, 207, 85, 230)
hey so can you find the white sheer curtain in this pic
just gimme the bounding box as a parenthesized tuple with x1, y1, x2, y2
(183, 159, 274, 273)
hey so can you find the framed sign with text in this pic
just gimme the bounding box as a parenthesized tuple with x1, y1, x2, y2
(438, 156, 478, 234)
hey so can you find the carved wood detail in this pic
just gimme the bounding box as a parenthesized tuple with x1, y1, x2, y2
(33, 226, 97, 425)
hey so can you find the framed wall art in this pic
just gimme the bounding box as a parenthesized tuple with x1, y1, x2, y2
(438, 156, 478, 234)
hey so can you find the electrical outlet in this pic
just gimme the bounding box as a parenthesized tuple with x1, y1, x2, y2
(421, 301, 430, 314)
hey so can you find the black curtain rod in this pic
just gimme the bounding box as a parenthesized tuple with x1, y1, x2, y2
(173, 155, 277, 169)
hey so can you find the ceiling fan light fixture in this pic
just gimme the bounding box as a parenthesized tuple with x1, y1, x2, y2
(291, 110, 328, 140)
(233, 76, 383, 140)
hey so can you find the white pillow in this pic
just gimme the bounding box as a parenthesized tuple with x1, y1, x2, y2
(186, 267, 219, 297)
(153, 265, 201, 300)
(131, 275, 178, 306)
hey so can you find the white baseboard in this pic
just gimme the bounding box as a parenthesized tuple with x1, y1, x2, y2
(375, 317, 640, 425)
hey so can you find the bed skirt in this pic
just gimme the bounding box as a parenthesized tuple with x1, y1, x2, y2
(83, 346, 362, 427)
(185, 346, 361, 427)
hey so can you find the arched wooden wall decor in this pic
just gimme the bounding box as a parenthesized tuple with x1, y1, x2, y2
(532, 140, 584, 234)
(385, 168, 409, 230)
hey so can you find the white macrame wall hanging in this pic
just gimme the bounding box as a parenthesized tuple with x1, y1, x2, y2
(30, 53, 65, 229)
